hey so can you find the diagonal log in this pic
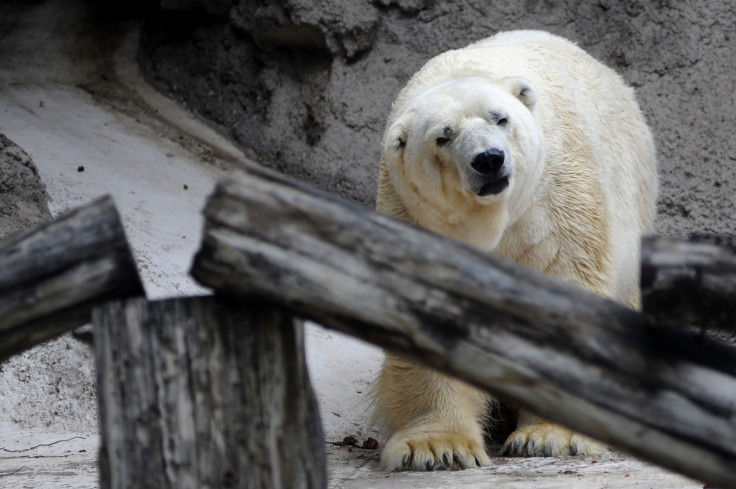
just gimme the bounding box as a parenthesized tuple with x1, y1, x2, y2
(642, 234, 736, 332)
(0, 195, 144, 361)
(192, 162, 736, 489)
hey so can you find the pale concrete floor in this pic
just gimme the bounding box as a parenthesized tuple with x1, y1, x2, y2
(0, 1, 708, 488)
(326, 445, 702, 489)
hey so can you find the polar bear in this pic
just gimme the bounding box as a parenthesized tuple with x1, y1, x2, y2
(374, 30, 658, 471)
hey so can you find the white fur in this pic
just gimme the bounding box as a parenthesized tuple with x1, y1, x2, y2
(375, 30, 657, 471)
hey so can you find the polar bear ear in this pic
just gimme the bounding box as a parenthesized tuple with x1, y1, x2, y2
(385, 118, 409, 155)
(502, 76, 537, 110)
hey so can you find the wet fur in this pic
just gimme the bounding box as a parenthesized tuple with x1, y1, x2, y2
(374, 30, 657, 471)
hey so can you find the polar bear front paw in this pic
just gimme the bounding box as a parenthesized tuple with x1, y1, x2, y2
(380, 428, 491, 471)
(500, 423, 607, 457)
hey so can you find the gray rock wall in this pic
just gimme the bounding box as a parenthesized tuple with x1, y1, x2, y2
(138, 1, 736, 236)
(0, 134, 52, 236)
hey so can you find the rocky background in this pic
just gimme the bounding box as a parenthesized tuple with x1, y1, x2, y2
(0, 134, 52, 236)
(137, 0, 736, 237)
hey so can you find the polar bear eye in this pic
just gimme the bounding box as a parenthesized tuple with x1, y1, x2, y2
(490, 111, 508, 127)
(436, 136, 451, 147)
(436, 126, 453, 147)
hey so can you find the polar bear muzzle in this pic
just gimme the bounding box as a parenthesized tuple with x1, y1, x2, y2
(472, 148, 505, 175)
(467, 148, 511, 196)
(477, 176, 510, 196)
(471, 148, 509, 196)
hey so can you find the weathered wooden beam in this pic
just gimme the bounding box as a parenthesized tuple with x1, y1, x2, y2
(642, 234, 736, 331)
(94, 296, 326, 489)
(0, 196, 144, 361)
(192, 163, 736, 489)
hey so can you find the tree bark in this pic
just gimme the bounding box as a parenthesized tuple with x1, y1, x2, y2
(94, 296, 326, 489)
(192, 163, 736, 489)
(0, 195, 144, 361)
(642, 234, 736, 331)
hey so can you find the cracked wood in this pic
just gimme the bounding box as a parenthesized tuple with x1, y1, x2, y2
(192, 162, 736, 489)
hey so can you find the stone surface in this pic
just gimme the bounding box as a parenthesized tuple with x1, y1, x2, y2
(138, 0, 736, 239)
(0, 134, 51, 238)
(325, 447, 702, 489)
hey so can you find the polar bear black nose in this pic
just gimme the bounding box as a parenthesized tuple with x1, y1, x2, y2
(471, 149, 505, 175)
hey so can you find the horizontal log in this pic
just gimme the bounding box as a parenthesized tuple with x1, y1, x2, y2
(192, 163, 736, 489)
(94, 297, 326, 489)
(0, 196, 144, 361)
(642, 234, 736, 332)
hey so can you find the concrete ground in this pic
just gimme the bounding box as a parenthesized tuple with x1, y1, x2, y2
(0, 1, 708, 488)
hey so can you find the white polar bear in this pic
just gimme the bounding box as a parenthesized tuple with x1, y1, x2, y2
(374, 30, 658, 471)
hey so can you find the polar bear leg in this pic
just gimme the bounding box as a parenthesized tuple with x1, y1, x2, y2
(501, 410, 607, 457)
(375, 355, 491, 471)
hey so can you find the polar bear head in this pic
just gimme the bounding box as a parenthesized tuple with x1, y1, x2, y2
(381, 75, 545, 250)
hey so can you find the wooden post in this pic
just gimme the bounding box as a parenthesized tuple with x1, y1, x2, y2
(192, 163, 736, 489)
(94, 296, 326, 489)
(642, 234, 736, 331)
(0, 195, 144, 361)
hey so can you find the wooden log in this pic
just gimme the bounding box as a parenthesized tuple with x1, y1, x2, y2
(642, 234, 736, 331)
(94, 296, 326, 489)
(192, 163, 736, 489)
(0, 195, 144, 361)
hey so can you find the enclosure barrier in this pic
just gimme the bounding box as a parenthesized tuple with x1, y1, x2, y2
(191, 162, 736, 489)
(94, 297, 326, 489)
(0, 196, 143, 362)
(1, 162, 735, 488)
